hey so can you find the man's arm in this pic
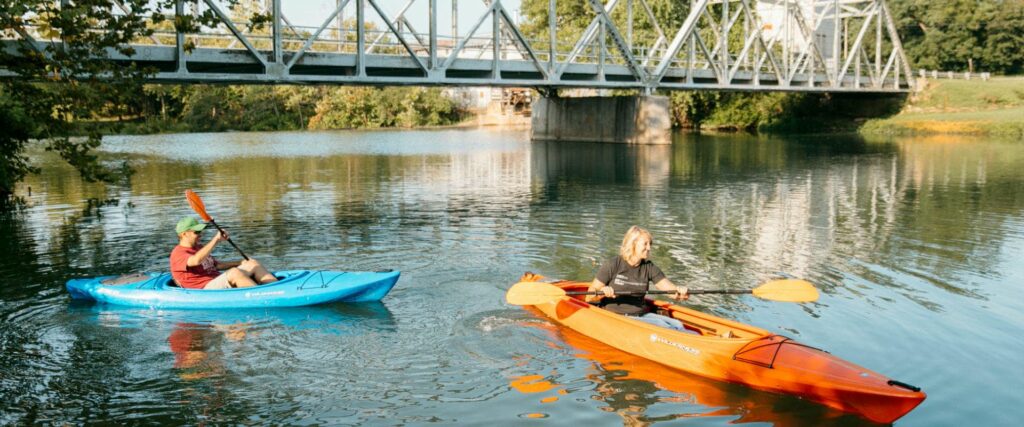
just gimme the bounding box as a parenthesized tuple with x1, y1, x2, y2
(186, 231, 224, 267)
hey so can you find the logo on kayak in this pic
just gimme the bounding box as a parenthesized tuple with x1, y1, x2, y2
(650, 333, 700, 356)
(244, 290, 285, 298)
(97, 288, 120, 297)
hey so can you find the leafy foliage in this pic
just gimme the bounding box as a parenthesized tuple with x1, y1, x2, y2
(308, 87, 462, 130)
(0, 0, 268, 201)
(890, 0, 1024, 74)
(1, 1, 157, 198)
(0, 87, 38, 194)
(178, 85, 320, 132)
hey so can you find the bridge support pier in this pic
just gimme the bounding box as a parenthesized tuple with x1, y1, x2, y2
(531, 96, 672, 144)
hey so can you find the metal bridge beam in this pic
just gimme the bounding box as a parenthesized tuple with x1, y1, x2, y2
(1, 0, 913, 93)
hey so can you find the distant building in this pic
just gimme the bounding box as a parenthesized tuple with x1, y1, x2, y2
(443, 86, 532, 126)
(756, 0, 837, 60)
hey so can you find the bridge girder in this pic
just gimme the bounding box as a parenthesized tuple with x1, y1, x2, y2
(2, 0, 913, 93)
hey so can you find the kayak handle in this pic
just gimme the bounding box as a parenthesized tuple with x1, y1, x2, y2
(887, 380, 921, 392)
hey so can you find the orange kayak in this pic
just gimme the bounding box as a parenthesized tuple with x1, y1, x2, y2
(512, 273, 926, 424)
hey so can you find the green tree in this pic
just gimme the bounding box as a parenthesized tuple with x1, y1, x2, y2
(0, 0, 263, 202)
(308, 86, 461, 130)
(890, 0, 1024, 74)
(1, 1, 157, 200)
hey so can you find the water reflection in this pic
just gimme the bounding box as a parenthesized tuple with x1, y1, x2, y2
(69, 302, 397, 335)
(531, 140, 671, 187)
(517, 317, 869, 426)
(43, 302, 398, 423)
(2, 130, 1023, 425)
(168, 322, 238, 381)
(527, 133, 1022, 316)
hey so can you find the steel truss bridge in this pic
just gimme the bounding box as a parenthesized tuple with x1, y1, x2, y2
(3, 0, 914, 93)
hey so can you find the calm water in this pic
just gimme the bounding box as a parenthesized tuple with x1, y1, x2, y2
(2, 129, 1023, 425)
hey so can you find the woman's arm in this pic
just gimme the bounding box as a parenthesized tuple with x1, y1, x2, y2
(654, 278, 689, 300)
(586, 278, 615, 303)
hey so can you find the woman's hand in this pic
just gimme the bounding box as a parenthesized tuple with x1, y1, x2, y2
(672, 286, 689, 301)
(586, 280, 614, 303)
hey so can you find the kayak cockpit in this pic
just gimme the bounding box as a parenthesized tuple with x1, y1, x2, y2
(652, 300, 769, 340)
(554, 281, 768, 340)
(158, 270, 308, 290)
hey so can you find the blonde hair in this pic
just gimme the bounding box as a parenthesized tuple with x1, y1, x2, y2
(619, 226, 652, 265)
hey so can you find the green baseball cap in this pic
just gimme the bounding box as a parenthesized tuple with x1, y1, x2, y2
(175, 216, 207, 234)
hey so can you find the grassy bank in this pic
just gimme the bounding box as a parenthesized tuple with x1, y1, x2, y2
(861, 77, 1024, 138)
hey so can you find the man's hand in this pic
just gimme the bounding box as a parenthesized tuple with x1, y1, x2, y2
(240, 258, 259, 270)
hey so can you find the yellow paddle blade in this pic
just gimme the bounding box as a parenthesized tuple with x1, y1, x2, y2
(751, 279, 819, 302)
(505, 281, 568, 306)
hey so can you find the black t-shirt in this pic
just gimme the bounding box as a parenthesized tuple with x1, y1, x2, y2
(595, 256, 667, 315)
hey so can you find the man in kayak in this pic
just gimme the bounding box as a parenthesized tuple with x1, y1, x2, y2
(586, 226, 690, 331)
(170, 216, 277, 289)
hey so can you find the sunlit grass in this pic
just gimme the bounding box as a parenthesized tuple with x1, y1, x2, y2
(909, 77, 1024, 112)
(861, 77, 1024, 137)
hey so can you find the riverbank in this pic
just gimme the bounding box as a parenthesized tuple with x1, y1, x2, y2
(860, 77, 1024, 138)
(86, 78, 1021, 139)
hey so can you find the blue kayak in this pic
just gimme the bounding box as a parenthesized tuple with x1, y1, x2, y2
(66, 270, 400, 309)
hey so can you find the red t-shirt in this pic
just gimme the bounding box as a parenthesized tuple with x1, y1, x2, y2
(170, 245, 220, 289)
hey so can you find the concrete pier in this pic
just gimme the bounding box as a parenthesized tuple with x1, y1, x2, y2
(531, 96, 672, 144)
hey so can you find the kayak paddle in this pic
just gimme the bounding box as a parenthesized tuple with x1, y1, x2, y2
(184, 189, 249, 261)
(506, 279, 819, 306)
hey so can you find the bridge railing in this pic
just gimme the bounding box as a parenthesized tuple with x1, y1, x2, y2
(918, 70, 992, 81)
(10, 20, 746, 75)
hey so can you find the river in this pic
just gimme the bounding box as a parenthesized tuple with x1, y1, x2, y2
(2, 129, 1022, 425)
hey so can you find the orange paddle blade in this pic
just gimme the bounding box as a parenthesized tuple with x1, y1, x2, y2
(184, 189, 212, 221)
(751, 279, 819, 303)
(506, 282, 568, 306)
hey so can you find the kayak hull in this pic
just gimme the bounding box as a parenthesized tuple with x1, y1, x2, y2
(66, 270, 400, 309)
(515, 274, 925, 424)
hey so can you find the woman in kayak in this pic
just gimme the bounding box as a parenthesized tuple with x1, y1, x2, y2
(170, 216, 277, 289)
(586, 225, 689, 331)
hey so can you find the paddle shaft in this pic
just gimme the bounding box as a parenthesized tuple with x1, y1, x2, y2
(565, 289, 751, 296)
(207, 218, 249, 261)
